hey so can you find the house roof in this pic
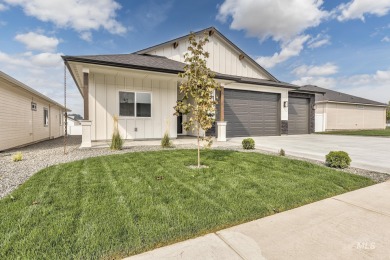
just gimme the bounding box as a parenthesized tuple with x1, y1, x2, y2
(62, 54, 299, 89)
(134, 26, 279, 82)
(300, 85, 387, 106)
(0, 71, 69, 111)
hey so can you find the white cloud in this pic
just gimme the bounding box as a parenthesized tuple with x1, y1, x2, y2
(292, 76, 337, 88)
(256, 35, 310, 68)
(382, 36, 390, 42)
(79, 32, 92, 42)
(292, 69, 390, 103)
(0, 3, 8, 11)
(308, 33, 331, 48)
(337, 0, 390, 21)
(217, 0, 328, 42)
(15, 32, 60, 52)
(4, 0, 127, 39)
(293, 63, 338, 77)
(30, 52, 63, 67)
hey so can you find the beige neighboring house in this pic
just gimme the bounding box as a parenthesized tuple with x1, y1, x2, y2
(0, 71, 68, 151)
(299, 85, 387, 132)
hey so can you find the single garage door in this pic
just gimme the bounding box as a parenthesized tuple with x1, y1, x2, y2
(224, 89, 280, 137)
(288, 97, 310, 134)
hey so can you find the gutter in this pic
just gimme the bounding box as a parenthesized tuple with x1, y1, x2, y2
(315, 100, 388, 107)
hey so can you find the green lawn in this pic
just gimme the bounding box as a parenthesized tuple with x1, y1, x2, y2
(318, 127, 390, 137)
(0, 150, 374, 259)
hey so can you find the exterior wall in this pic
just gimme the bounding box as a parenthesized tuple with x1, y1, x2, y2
(315, 102, 386, 131)
(0, 78, 64, 151)
(89, 71, 177, 141)
(146, 35, 269, 80)
(288, 92, 316, 134)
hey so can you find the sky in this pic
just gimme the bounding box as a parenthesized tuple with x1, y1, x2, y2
(0, 0, 389, 116)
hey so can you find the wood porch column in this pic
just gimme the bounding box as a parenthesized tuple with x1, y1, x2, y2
(83, 68, 89, 120)
(220, 86, 224, 121)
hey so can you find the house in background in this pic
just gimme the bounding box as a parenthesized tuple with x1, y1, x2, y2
(299, 85, 387, 132)
(0, 71, 68, 151)
(67, 116, 82, 135)
(63, 27, 319, 148)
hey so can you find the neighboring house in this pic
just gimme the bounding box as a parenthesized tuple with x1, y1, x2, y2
(299, 85, 387, 132)
(67, 116, 82, 135)
(0, 71, 68, 151)
(63, 27, 318, 148)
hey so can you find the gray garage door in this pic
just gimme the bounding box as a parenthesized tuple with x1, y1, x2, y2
(224, 89, 280, 137)
(288, 97, 310, 135)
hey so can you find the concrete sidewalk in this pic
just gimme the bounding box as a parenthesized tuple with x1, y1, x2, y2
(126, 181, 390, 260)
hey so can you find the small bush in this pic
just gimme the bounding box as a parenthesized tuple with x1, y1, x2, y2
(279, 149, 285, 156)
(326, 151, 351, 169)
(110, 116, 123, 150)
(161, 132, 173, 148)
(12, 152, 23, 162)
(242, 138, 255, 149)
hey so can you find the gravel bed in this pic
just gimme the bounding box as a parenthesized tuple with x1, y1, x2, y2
(1, 136, 388, 199)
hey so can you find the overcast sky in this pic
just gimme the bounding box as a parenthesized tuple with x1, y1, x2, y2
(1, 0, 389, 115)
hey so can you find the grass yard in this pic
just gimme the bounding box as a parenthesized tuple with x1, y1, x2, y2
(0, 150, 374, 259)
(318, 127, 390, 137)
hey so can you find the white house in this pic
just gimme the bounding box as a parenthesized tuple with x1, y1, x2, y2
(298, 85, 387, 132)
(0, 71, 68, 151)
(67, 116, 82, 135)
(63, 27, 318, 148)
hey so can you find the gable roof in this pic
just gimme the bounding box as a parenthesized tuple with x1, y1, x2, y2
(300, 85, 387, 106)
(134, 26, 279, 82)
(62, 54, 299, 90)
(0, 71, 69, 111)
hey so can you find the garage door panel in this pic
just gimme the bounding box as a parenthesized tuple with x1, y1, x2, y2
(224, 89, 280, 137)
(289, 97, 309, 135)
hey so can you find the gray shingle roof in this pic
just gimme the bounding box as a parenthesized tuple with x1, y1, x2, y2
(62, 54, 299, 89)
(299, 85, 387, 106)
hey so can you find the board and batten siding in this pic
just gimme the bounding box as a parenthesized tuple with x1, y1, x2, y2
(0, 78, 64, 151)
(88, 72, 177, 141)
(146, 35, 268, 80)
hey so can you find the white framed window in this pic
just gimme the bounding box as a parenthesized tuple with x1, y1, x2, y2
(44, 108, 49, 127)
(59, 113, 63, 126)
(119, 91, 151, 118)
(31, 102, 37, 111)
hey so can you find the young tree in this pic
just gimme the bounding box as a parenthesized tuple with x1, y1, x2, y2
(174, 32, 221, 168)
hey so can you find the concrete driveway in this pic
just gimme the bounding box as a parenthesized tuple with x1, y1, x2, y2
(228, 135, 390, 174)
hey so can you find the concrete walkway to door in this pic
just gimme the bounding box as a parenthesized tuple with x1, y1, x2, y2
(228, 134, 390, 174)
(126, 181, 390, 260)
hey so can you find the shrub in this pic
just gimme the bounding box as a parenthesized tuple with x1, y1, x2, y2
(161, 132, 173, 148)
(325, 151, 351, 169)
(242, 138, 255, 149)
(110, 116, 123, 150)
(12, 152, 23, 162)
(279, 149, 285, 156)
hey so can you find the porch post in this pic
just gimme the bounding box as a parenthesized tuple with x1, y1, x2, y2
(217, 87, 227, 142)
(83, 68, 89, 120)
(80, 120, 92, 148)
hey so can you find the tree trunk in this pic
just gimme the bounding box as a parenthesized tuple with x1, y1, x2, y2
(197, 123, 200, 168)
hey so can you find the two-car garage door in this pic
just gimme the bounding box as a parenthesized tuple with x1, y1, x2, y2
(224, 89, 280, 137)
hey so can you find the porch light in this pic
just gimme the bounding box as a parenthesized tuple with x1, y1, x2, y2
(284, 101, 288, 108)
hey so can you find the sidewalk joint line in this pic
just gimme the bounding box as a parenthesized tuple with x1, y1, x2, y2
(215, 232, 247, 260)
(332, 197, 390, 218)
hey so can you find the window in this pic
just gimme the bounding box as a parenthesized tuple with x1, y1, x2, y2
(31, 102, 37, 111)
(136, 93, 151, 117)
(119, 91, 151, 117)
(59, 113, 63, 126)
(44, 108, 49, 126)
(119, 91, 135, 116)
